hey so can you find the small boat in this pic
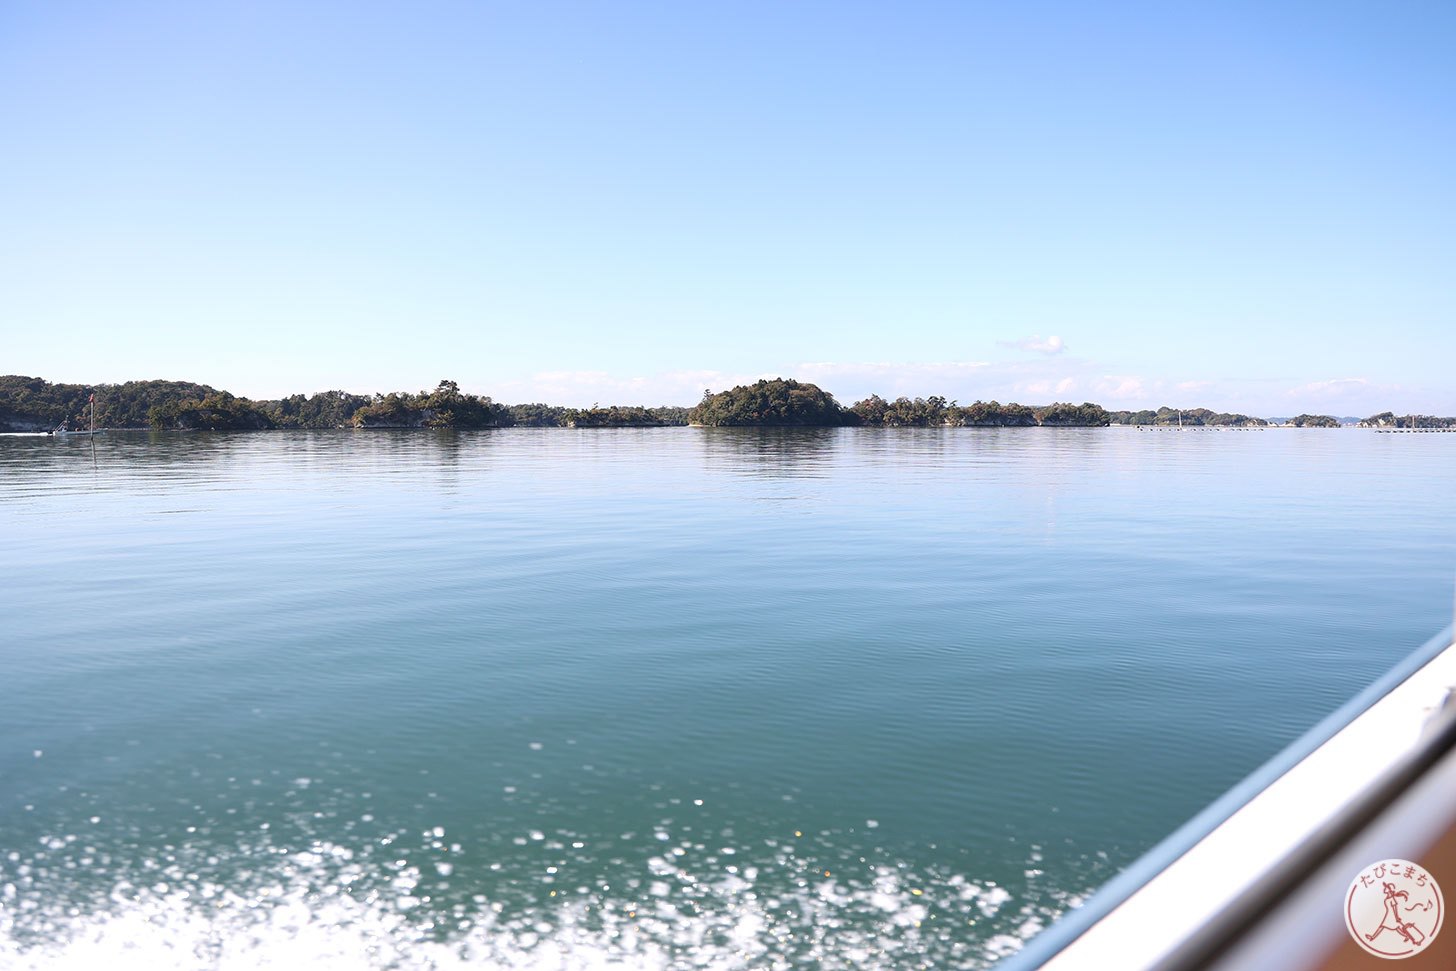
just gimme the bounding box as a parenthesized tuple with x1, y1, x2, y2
(53, 392, 104, 437)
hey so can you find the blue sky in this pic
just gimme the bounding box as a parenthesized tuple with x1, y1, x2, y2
(3, 1, 1453, 414)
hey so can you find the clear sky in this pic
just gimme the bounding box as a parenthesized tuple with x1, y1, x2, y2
(3, 1, 1453, 414)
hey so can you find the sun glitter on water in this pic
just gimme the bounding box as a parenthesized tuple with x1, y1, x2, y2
(0, 813, 1085, 970)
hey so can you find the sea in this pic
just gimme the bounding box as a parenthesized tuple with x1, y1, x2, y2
(2, 426, 1453, 969)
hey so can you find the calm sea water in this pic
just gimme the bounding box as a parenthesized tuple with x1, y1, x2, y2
(2, 427, 1453, 968)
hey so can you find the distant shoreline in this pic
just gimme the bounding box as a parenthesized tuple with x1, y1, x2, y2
(20, 424, 1448, 438)
(4, 374, 1453, 434)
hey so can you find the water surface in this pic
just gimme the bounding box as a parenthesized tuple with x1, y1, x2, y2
(2, 427, 1453, 968)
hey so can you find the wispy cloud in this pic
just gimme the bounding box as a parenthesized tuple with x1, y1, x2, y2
(1019, 377, 1079, 397)
(1093, 375, 1147, 400)
(1276, 377, 1430, 417)
(1285, 377, 1370, 398)
(999, 335, 1066, 355)
(796, 360, 989, 381)
(795, 360, 991, 401)
(492, 368, 762, 406)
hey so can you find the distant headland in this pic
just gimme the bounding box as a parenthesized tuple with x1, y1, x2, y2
(2, 375, 1452, 433)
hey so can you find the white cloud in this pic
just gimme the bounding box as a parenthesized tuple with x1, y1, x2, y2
(1094, 375, 1147, 400)
(999, 335, 1066, 355)
(492, 368, 762, 406)
(794, 361, 991, 402)
(796, 360, 989, 381)
(1278, 376, 1421, 416)
(1285, 377, 1370, 398)
(1018, 376, 1079, 397)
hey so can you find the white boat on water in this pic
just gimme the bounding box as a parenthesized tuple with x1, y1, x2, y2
(52, 392, 104, 437)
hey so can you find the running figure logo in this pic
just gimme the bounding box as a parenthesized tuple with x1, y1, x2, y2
(1345, 860, 1443, 959)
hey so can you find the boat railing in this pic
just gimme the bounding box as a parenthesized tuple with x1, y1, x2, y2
(997, 623, 1456, 970)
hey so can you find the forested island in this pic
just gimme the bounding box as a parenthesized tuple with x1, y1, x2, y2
(1105, 407, 1267, 427)
(0, 376, 688, 432)
(1286, 414, 1342, 428)
(1, 374, 1444, 433)
(687, 379, 1115, 427)
(1356, 412, 1456, 429)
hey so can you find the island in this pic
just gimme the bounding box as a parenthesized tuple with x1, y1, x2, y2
(1108, 407, 1267, 427)
(689, 379, 856, 426)
(1358, 412, 1456, 429)
(685, 381, 1114, 427)
(847, 395, 1111, 427)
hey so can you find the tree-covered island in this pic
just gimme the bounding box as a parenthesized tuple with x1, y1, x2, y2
(844, 394, 1110, 427)
(1286, 414, 1341, 428)
(1106, 407, 1268, 427)
(689, 379, 857, 426)
(687, 379, 1112, 427)
(2, 374, 1447, 433)
(1357, 412, 1456, 429)
(0, 376, 693, 432)
(349, 381, 511, 428)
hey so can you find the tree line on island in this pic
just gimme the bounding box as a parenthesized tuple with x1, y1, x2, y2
(693, 381, 1116, 427)
(0, 376, 691, 432)
(3, 374, 1450, 433)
